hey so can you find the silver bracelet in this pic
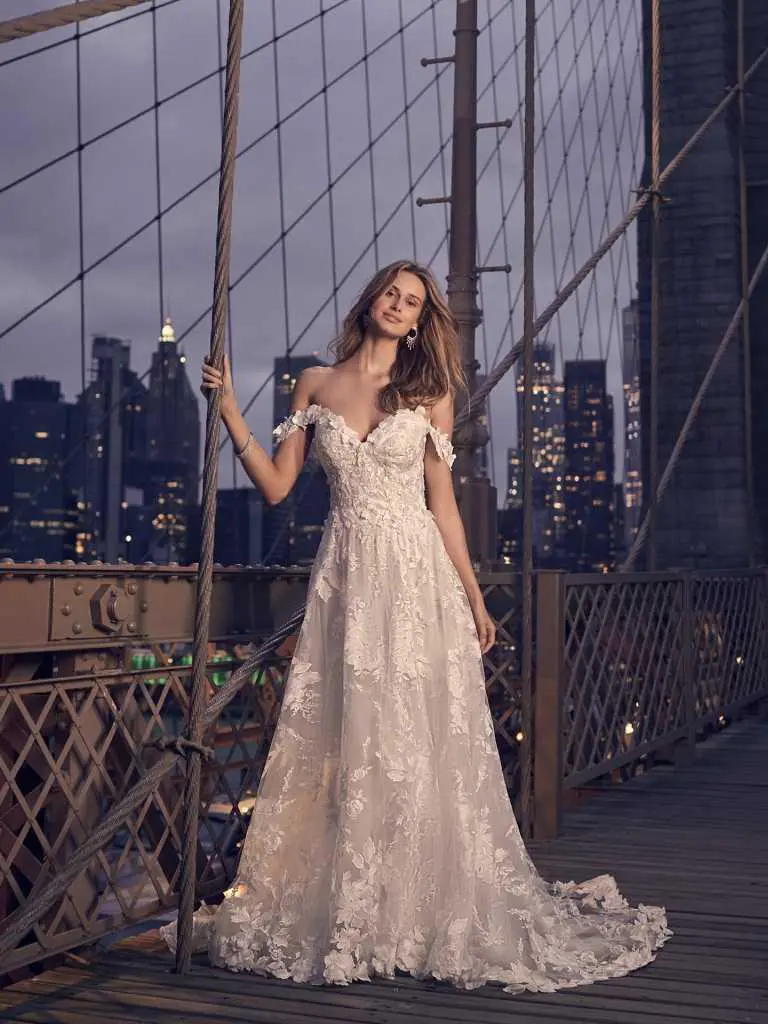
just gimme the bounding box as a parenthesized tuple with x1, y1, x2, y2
(235, 432, 254, 460)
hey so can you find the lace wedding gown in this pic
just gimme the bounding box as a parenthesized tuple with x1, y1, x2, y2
(162, 403, 670, 992)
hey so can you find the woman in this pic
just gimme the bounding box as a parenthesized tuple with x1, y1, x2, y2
(163, 260, 670, 992)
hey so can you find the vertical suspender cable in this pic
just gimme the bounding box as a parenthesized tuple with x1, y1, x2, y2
(648, 0, 661, 570)
(151, 0, 165, 327)
(319, 0, 340, 331)
(361, 1, 380, 270)
(520, 0, 536, 839)
(736, 0, 755, 566)
(75, 2, 88, 552)
(175, 0, 245, 975)
(398, 0, 418, 260)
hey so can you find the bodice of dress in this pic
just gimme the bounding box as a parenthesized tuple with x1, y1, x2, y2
(273, 404, 455, 528)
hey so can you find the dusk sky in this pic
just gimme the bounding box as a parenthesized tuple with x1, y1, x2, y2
(0, 0, 643, 493)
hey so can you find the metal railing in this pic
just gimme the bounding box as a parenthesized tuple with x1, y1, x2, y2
(0, 562, 766, 973)
(533, 567, 768, 837)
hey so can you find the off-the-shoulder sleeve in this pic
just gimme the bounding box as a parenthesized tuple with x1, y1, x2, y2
(426, 423, 456, 468)
(272, 406, 318, 445)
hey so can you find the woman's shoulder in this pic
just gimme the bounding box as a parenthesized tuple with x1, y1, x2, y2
(295, 364, 334, 402)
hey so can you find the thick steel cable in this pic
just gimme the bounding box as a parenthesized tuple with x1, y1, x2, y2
(455, 39, 768, 432)
(519, 0, 536, 840)
(215, 0, 238, 491)
(622, 240, 768, 572)
(0, 605, 304, 965)
(0, 0, 150, 43)
(175, 0, 244, 974)
(0, 0, 182, 70)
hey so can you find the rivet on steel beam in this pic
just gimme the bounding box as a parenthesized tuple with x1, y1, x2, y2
(74, 583, 84, 595)
(72, 623, 83, 635)
(61, 604, 72, 616)
(127, 622, 137, 634)
(126, 582, 137, 595)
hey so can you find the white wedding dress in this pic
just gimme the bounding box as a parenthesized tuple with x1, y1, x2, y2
(161, 403, 670, 992)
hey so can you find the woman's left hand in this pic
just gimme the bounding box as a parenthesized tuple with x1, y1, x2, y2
(469, 594, 496, 654)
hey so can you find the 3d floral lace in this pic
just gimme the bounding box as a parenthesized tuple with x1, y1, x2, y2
(161, 403, 670, 992)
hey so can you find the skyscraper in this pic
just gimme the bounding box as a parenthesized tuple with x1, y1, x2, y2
(637, 0, 768, 567)
(263, 354, 330, 566)
(563, 360, 615, 572)
(215, 488, 264, 566)
(143, 319, 201, 563)
(0, 378, 79, 561)
(514, 343, 565, 566)
(71, 336, 149, 561)
(622, 300, 642, 552)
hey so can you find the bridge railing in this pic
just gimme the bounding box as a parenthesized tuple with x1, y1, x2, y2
(533, 567, 768, 837)
(0, 562, 766, 973)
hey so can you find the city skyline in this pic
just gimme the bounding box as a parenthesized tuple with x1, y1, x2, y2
(0, 1, 642, 501)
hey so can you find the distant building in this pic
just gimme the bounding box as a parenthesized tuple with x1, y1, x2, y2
(143, 319, 200, 563)
(622, 300, 642, 553)
(504, 446, 523, 510)
(263, 354, 330, 566)
(0, 377, 80, 561)
(637, 0, 768, 567)
(614, 481, 626, 565)
(563, 360, 615, 572)
(513, 343, 565, 566)
(71, 335, 149, 561)
(215, 488, 264, 566)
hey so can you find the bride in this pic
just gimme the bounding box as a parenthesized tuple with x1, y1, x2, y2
(163, 259, 670, 993)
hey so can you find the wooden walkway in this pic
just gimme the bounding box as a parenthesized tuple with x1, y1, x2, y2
(2, 715, 767, 1024)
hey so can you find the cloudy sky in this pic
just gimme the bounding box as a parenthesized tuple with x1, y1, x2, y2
(0, 0, 643, 494)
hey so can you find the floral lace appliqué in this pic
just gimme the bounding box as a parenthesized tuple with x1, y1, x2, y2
(162, 395, 670, 994)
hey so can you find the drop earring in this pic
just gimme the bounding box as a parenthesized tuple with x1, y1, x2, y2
(405, 327, 418, 350)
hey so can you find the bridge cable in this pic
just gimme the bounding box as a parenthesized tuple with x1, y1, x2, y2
(0, 0, 151, 44)
(173, 0, 244, 975)
(0, 0, 182, 70)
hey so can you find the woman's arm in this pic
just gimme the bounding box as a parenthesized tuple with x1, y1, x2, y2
(424, 392, 496, 653)
(205, 357, 315, 506)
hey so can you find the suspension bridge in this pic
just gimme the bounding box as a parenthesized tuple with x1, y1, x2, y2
(0, 1, 767, 1021)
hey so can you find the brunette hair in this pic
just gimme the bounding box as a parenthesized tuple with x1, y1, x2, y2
(329, 260, 466, 413)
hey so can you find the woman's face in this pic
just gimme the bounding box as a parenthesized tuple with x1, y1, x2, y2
(368, 270, 427, 339)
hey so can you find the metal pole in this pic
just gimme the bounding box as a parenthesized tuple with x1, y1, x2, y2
(737, 0, 756, 566)
(519, 0, 536, 840)
(447, 0, 496, 564)
(648, 0, 661, 571)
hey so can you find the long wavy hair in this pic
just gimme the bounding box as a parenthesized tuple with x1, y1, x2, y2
(329, 260, 466, 413)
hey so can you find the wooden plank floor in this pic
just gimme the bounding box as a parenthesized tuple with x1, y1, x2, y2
(2, 715, 767, 1024)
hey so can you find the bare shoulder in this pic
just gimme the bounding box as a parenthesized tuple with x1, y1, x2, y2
(293, 364, 333, 406)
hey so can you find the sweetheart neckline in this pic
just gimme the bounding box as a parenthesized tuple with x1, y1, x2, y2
(305, 403, 429, 445)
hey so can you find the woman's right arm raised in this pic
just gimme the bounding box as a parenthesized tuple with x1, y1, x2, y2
(202, 355, 315, 506)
